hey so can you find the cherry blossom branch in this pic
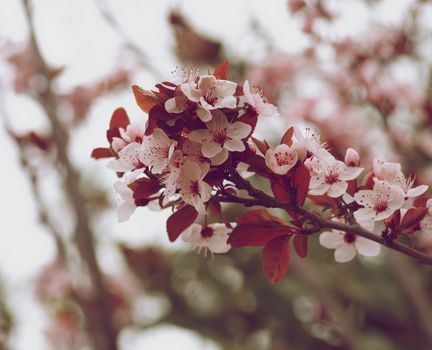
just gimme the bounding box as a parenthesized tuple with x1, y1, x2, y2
(224, 170, 432, 265)
(21, 1, 118, 349)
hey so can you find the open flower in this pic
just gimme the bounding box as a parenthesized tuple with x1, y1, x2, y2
(320, 230, 381, 263)
(187, 110, 252, 164)
(305, 155, 363, 198)
(161, 149, 185, 198)
(108, 142, 144, 173)
(181, 75, 237, 122)
(373, 158, 428, 199)
(181, 223, 231, 255)
(177, 160, 212, 213)
(141, 128, 176, 174)
(354, 179, 405, 222)
(112, 122, 146, 153)
(293, 126, 330, 161)
(113, 181, 137, 222)
(420, 199, 432, 234)
(243, 80, 279, 117)
(265, 144, 298, 175)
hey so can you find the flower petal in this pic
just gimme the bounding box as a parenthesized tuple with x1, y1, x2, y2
(355, 237, 381, 257)
(334, 243, 357, 263)
(319, 230, 344, 249)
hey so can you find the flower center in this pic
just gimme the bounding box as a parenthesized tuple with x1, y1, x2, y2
(213, 129, 228, 146)
(201, 227, 214, 238)
(344, 233, 357, 244)
(204, 87, 218, 105)
(274, 151, 294, 166)
(374, 201, 388, 213)
(325, 172, 339, 184)
(189, 181, 200, 196)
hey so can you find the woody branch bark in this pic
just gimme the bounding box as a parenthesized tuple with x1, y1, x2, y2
(21, 1, 118, 349)
(221, 170, 432, 265)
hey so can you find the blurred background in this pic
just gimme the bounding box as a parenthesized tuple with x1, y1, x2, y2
(2, 0, 432, 349)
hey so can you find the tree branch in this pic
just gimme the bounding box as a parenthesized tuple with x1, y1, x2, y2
(222, 171, 432, 265)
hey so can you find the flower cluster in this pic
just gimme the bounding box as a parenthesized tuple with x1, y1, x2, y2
(93, 62, 432, 283)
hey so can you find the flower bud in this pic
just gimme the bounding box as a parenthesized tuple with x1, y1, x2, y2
(344, 148, 360, 167)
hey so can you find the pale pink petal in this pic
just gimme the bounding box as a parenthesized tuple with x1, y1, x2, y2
(309, 183, 331, 196)
(165, 97, 184, 114)
(327, 181, 348, 198)
(355, 237, 381, 257)
(202, 141, 223, 158)
(210, 149, 229, 166)
(227, 121, 252, 139)
(319, 231, 344, 249)
(406, 185, 428, 198)
(197, 106, 212, 122)
(340, 166, 363, 181)
(180, 83, 200, 102)
(188, 129, 212, 144)
(224, 138, 245, 152)
(334, 243, 357, 263)
(215, 95, 237, 109)
(354, 207, 376, 222)
(207, 235, 231, 253)
(215, 80, 237, 97)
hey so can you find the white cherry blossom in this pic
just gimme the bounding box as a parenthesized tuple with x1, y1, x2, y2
(113, 181, 137, 222)
(243, 80, 279, 117)
(181, 75, 237, 122)
(373, 158, 428, 199)
(354, 179, 405, 222)
(293, 126, 330, 161)
(141, 128, 176, 174)
(107, 142, 144, 173)
(305, 155, 363, 198)
(181, 223, 231, 255)
(177, 160, 212, 213)
(187, 110, 252, 164)
(161, 149, 185, 198)
(320, 229, 381, 263)
(265, 144, 298, 175)
(111, 122, 146, 153)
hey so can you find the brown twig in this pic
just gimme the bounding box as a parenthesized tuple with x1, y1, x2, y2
(222, 171, 432, 265)
(21, 1, 118, 349)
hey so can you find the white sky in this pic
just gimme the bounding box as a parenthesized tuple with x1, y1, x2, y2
(0, 0, 416, 348)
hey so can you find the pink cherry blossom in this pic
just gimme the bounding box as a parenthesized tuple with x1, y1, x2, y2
(293, 126, 330, 161)
(243, 80, 279, 117)
(181, 223, 231, 255)
(181, 75, 237, 122)
(373, 158, 428, 199)
(265, 144, 298, 175)
(187, 110, 252, 164)
(305, 155, 363, 198)
(161, 149, 185, 198)
(107, 142, 144, 173)
(177, 160, 212, 213)
(319, 229, 381, 263)
(141, 128, 176, 174)
(354, 179, 405, 222)
(111, 122, 146, 153)
(113, 181, 137, 222)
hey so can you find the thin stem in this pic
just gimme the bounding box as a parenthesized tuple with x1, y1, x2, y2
(21, 1, 118, 349)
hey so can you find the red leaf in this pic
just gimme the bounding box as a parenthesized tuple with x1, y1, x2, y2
(166, 205, 198, 242)
(228, 224, 292, 247)
(262, 236, 291, 284)
(237, 209, 287, 226)
(281, 127, 294, 146)
(91, 147, 113, 159)
(129, 177, 161, 200)
(228, 209, 292, 247)
(251, 137, 270, 155)
(132, 85, 159, 113)
(294, 163, 310, 206)
(271, 178, 293, 203)
(293, 235, 308, 258)
(213, 60, 230, 80)
(400, 207, 428, 234)
(109, 107, 129, 130)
